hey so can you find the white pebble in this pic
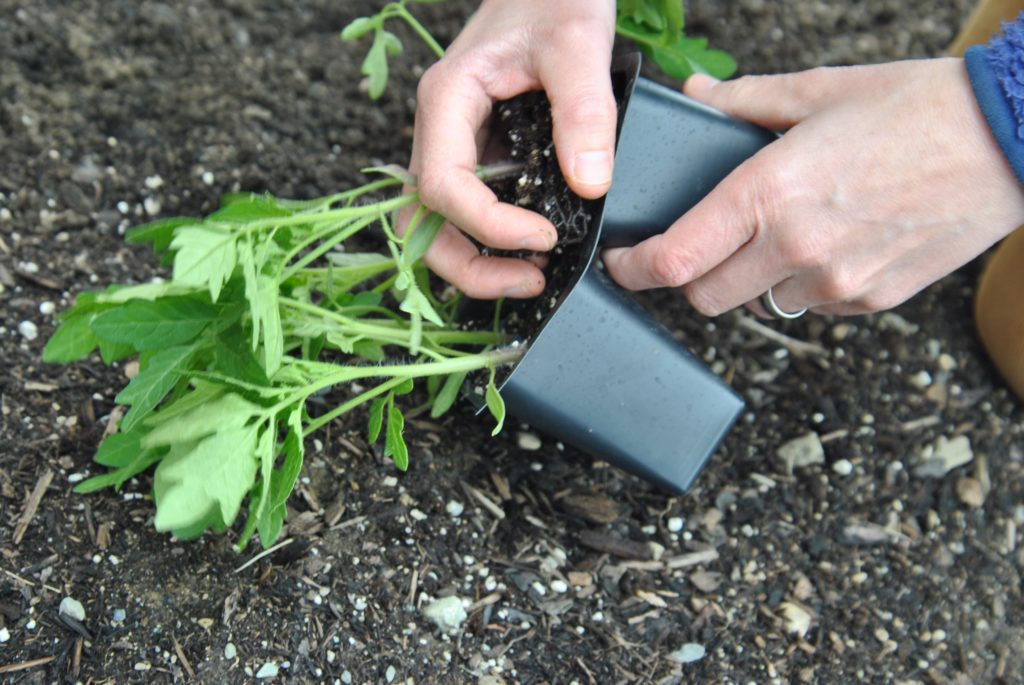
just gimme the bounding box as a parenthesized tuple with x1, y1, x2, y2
(517, 432, 542, 451)
(255, 662, 279, 679)
(667, 517, 684, 533)
(18, 320, 39, 341)
(832, 459, 854, 476)
(143, 197, 162, 216)
(39, 301, 55, 315)
(382, 476, 398, 488)
(202, 171, 215, 185)
(550, 579, 569, 594)
(59, 597, 86, 622)
(409, 508, 427, 521)
(445, 500, 464, 517)
(0, 627, 9, 643)
(669, 643, 706, 664)
(144, 175, 164, 189)
(386, 665, 396, 683)
(910, 370, 933, 389)
(112, 609, 126, 622)
(422, 596, 468, 632)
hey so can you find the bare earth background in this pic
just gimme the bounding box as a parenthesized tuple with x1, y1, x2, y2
(4, 1, 1024, 683)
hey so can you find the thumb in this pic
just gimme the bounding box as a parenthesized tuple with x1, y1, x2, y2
(537, 42, 617, 199)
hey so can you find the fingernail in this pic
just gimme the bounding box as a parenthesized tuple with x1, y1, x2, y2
(519, 232, 555, 252)
(686, 73, 720, 99)
(573, 150, 613, 186)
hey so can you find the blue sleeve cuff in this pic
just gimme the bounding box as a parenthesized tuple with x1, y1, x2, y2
(965, 18, 1024, 187)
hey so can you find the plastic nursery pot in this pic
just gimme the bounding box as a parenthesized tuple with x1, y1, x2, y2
(480, 54, 777, 493)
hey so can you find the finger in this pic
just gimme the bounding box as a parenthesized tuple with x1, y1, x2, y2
(423, 222, 547, 299)
(535, 20, 617, 199)
(412, 68, 558, 252)
(684, 65, 881, 130)
(601, 156, 766, 291)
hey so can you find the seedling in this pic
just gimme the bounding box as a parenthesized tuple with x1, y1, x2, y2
(45, 175, 518, 550)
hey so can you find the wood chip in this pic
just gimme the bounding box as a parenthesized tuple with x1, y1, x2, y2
(23, 381, 59, 392)
(172, 636, 195, 679)
(464, 483, 506, 520)
(577, 530, 653, 560)
(665, 548, 719, 569)
(14, 469, 54, 545)
(636, 589, 668, 608)
(0, 656, 56, 674)
(557, 493, 624, 524)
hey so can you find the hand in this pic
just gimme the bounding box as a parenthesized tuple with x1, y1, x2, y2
(409, 0, 617, 299)
(602, 58, 1024, 317)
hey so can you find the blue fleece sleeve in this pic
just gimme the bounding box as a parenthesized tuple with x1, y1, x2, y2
(965, 13, 1024, 186)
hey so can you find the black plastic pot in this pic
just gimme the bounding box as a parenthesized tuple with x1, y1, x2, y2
(481, 54, 777, 493)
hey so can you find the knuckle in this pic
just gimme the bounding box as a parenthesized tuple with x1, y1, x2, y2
(648, 240, 696, 288)
(815, 268, 861, 303)
(683, 284, 725, 317)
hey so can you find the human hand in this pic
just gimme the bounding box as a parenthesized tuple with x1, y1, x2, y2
(409, 0, 617, 299)
(602, 58, 1024, 317)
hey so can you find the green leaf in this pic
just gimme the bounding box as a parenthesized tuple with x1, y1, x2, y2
(404, 211, 444, 264)
(341, 16, 376, 41)
(399, 286, 443, 326)
(73, 449, 163, 494)
(322, 253, 395, 293)
(384, 404, 408, 471)
(170, 225, 238, 302)
(362, 29, 402, 99)
(393, 378, 414, 396)
(141, 380, 225, 428)
(91, 296, 219, 350)
(95, 281, 200, 303)
(367, 396, 386, 443)
(485, 369, 506, 436)
(127, 217, 196, 255)
(43, 311, 101, 363)
(214, 326, 270, 385)
(152, 423, 260, 533)
(115, 344, 198, 432)
(352, 340, 384, 362)
(646, 37, 737, 80)
(210, 194, 294, 222)
(98, 338, 137, 365)
(94, 430, 147, 467)
(430, 370, 468, 419)
(254, 274, 284, 376)
(142, 392, 262, 447)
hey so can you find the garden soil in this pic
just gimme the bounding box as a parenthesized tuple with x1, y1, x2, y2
(3, 1, 1023, 683)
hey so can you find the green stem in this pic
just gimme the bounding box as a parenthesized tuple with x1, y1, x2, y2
(279, 215, 379, 283)
(303, 376, 408, 435)
(390, 4, 444, 58)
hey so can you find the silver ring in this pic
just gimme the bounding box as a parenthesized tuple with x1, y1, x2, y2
(761, 287, 807, 320)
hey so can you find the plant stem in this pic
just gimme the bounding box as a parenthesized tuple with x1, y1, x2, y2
(390, 4, 444, 58)
(303, 376, 408, 435)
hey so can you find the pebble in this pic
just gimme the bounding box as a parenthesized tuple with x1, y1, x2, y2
(143, 197, 162, 216)
(832, 459, 854, 476)
(669, 643, 706, 664)
(938, 353, 957, 371)
(341, 670, 353, 684)
(913, 435, 973, 478)
(38, 301, 55, 315)
(955, 477, 985, 508)
(445, 500, 464, 517)
(422, 596, 467, 632)
(667, 516, 684, 533)
(779, 601, 812, 638)
(386, 665, 396, 682)
(409, 508, 427, 521)
(112, 608, 126, 622)
(255, 662, 279, 679)
(550, 579, 569, 594)
(910, 370, 933, 389)
(18, 320, 39, 341)
(59, 596, 86, 622)
(517, 432, 542, 451)
(0, 627, 9, 643)
(777, 432, 825, 472)
(224, 642, 237, 659)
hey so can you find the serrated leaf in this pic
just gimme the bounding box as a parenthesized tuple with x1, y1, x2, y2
(73, 449, 162, 494)
(127, 217, 196, 255)
(384, 404, 408, 471)
(95, 281, 199, 303)
(43, 311, 100, 363)
(341, 16, 376, 41)
(214, 325, 270, 385)
(94, 430, 146, 467)
(485, 371, 506, 436)
(91, 296, 219, 350)
(152, 423, 260, 533)
(367, 396, 386, 443)
(170, 225, 238, 302)
(210, 193, 293, 222)
(115, 344, 198, 432)
(142, 392, 262, 447)
(98, 338, 136, 364)
(430, 370, 468, 419)
(646, 38, 737, 80)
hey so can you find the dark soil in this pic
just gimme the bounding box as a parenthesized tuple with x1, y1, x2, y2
(4, 1, 1023, 684)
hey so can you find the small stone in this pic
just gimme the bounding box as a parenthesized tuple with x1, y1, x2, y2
(878, 312, 919, 335)
(341, 671, 353, 684)
(197, 617, 214, 629)
(938, 353, 957, 371)
(143, 197, 162, 216)
(112, 608, 126, 622)
(779, 601, 813, 638)
(144, 175, 164, 189)
(39, 301, 55, 315)
(224, 642, 237, 659)
(18, 320, 39, 341)
(831, 323, 853, 341)
(382, 476, 398, 487)
(669, 643, 706, 664)
(385, 665, 396, 682)
(913, 436, 973, 478)
(517, 432, 542, 451)
(409, 508, 427, 521)
(445, 500, 464, 517)
(777, 432, 825, 473)
(0, 627, 9, 643)
(910, 370, 933, 389)
(255, 662, 279, 679)
(422, 596, 467, 632)
(874, 627, 890, 643)
(550, 579, 569, 594)
(955, 477, 985, 508)
(59, 597, 86, 622)
(667, 516, 684, 533)
(832, 459, 854, 476)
